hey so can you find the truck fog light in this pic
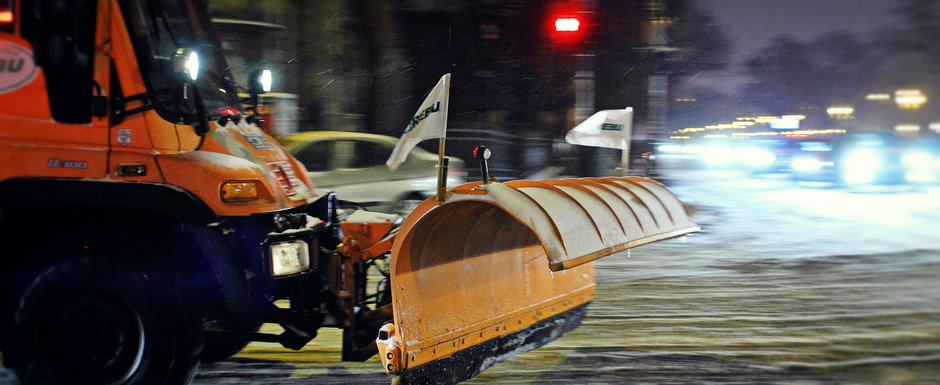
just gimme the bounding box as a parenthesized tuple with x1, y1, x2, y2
(270, 240, 310, 276)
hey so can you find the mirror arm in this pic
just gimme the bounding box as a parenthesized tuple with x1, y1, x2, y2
(191, 86, 211, 136)
(241, 92, 259, 114)
(111, 88, 171, 124)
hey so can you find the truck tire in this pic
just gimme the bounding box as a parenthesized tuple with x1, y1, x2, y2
(201, 333, 252, 363)
(7, 257, 202, 385)
(201, 322, 260, 363)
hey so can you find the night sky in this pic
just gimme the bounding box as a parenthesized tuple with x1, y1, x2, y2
(694, 0, 901, 92)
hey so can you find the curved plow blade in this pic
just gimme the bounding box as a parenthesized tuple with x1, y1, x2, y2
(377, 177, 698, 384)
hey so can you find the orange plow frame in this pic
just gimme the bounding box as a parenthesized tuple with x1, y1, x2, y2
(376, 177, 699, 383)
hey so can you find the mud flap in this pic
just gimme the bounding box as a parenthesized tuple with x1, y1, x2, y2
(377, 177, 698, 384)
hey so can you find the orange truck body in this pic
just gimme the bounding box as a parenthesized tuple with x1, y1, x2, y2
(0, 0, 383, 383)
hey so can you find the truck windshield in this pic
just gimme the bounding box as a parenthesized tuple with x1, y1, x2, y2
(119, 0, 242, 123)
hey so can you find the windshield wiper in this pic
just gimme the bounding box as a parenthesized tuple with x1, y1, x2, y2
(148, 0, 180, 46)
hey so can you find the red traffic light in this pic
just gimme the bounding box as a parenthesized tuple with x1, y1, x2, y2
(545, 1, 591, 49)
(549, 14, 587, 46)
(554, 17, 580, 32)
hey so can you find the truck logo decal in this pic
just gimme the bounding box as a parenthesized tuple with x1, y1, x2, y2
(275, 165, 294, 193)
(601, 123, 623, 131)
(242, 132, 273, 150)
(0, 42, 38, 94)
(116, 128, 132, 146)
(48, 158, 88, 169)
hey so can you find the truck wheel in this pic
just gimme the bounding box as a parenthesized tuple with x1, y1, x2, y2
(201, 322, 260, 363)
(201, 333, 253, 363)
(8, 257, 202, 385)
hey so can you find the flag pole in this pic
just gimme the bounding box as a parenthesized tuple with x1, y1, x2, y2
(620, 107, 633, 177)
(436, 138, 448, 203)
(620, 146, 629, 177)
(436, 75, 451, 203)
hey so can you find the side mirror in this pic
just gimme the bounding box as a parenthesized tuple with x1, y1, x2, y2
(171, 48, 198, 122)
(245, 69, 272, 110)
(173, 48, 200, 83)
(249, 69, 272, 94)
(91, 81, 107, 117)
(111, 47, 203, 127)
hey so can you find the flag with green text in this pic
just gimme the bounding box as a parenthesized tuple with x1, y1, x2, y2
(565, 107, 633, 149)
(386, 74, 451, 170)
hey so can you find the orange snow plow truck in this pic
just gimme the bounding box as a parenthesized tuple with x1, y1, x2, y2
(0, 0, 698, 384)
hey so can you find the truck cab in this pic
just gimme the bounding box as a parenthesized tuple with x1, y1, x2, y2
(0, 1, 343, 383)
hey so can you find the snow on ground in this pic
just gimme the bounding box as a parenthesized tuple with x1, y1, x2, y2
(191, 170, 940, 384)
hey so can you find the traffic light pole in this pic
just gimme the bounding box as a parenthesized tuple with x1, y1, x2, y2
(573, 54, 595, 128)
(573, 53, 600, 176)
(643, 0, 674, 141)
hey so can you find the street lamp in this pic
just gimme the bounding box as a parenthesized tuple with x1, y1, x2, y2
(826, 106, 854, 119)
(895, 124, 921, 133)
(895, 89, 927, 109)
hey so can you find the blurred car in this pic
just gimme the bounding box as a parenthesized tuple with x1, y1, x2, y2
(732, 139, 801, 174)
(790, 140, 837, 183)
(663, 139, 791, 174)
(903, 137, 940, 184)
(790, 132, 936, 186)
(278, 131, 466, 215)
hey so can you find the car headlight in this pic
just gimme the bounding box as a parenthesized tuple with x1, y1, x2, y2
(842, 150, 881, 184)
(658, 144, 682, 153)
(844, 150, 881, 171)
(902, 151, 933, 168)
(736, 147, 776, 167)
(906, 170, 936, 183)
(792, 157, 824, 171)
(701, 145, 733, 165)
(270, 240, 310, 276)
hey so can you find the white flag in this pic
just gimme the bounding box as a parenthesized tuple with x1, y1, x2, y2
(386, 74, 451, 170)
(565, 107, 633, 150)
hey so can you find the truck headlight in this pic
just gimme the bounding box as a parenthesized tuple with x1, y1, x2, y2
(270, 240, 310, 276)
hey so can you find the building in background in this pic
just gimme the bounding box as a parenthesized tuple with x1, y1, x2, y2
(208, 0, 689, 178)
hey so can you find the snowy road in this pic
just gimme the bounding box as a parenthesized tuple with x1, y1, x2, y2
(196, 170, 940, 384)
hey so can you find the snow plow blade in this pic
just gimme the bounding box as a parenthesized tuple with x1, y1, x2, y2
(376, 177, 698, 384)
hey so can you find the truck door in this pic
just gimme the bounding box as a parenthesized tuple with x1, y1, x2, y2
(0, 0, 109, 180)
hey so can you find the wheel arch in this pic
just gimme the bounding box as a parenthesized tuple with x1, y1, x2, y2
(0, 178, 249, 321)
(0, 178, 217, 224)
